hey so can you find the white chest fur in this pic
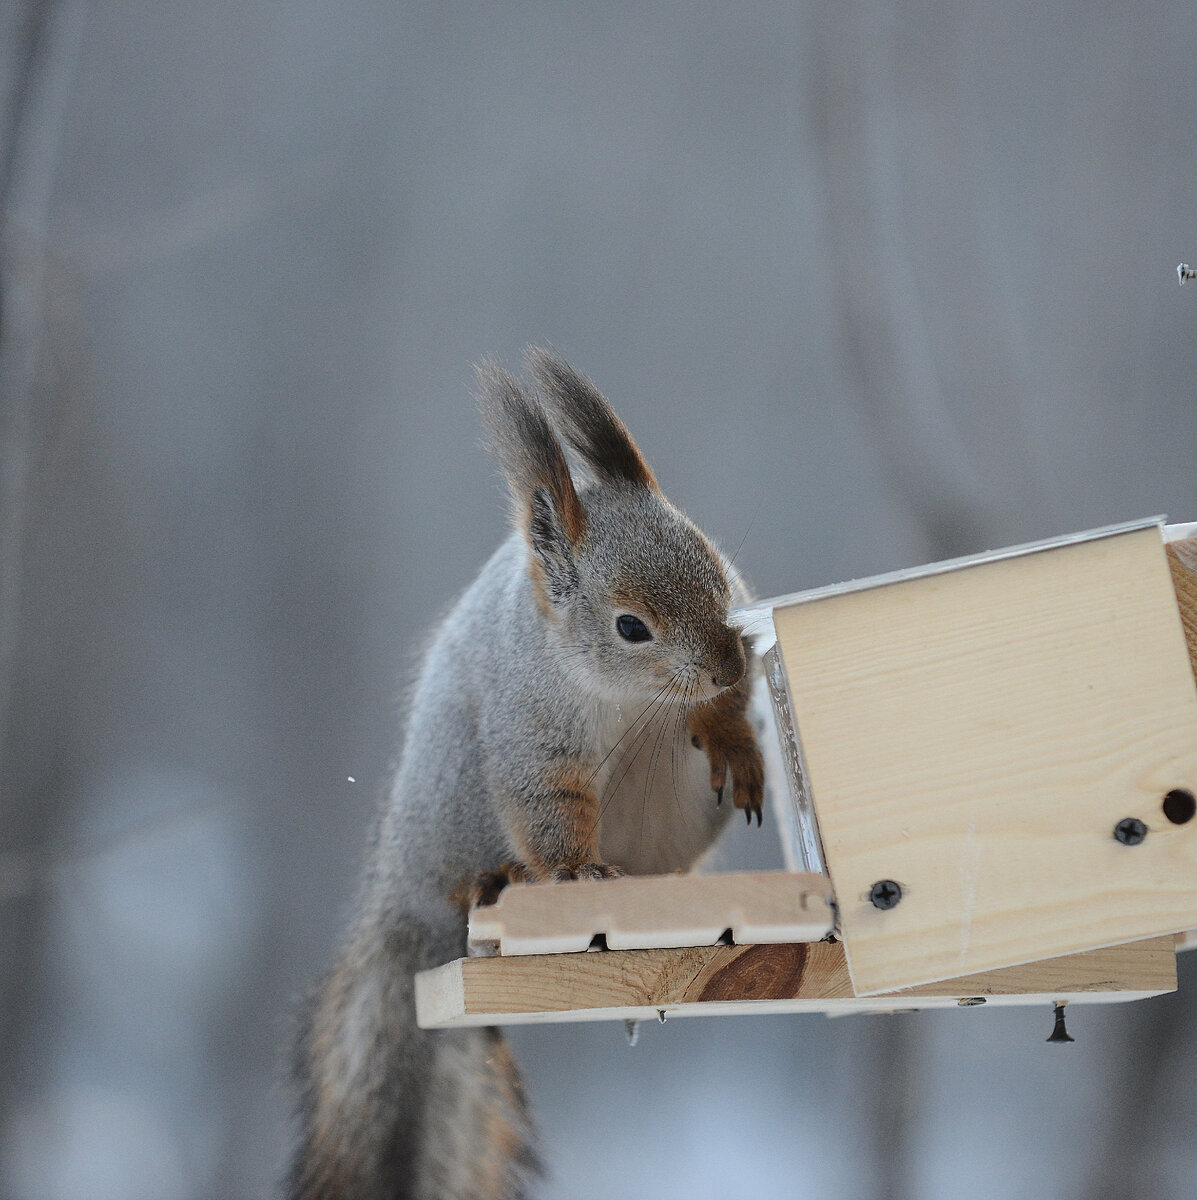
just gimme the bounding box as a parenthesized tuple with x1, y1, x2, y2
(588, 694, 727, 875)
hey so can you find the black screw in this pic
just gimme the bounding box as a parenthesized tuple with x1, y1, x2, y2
(1046, 1001, 1075, 1044)
(1113, 817, 1147, 845)
(869, 879, 902, 910)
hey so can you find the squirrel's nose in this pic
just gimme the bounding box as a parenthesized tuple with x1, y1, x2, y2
(709, 636, 745, 690)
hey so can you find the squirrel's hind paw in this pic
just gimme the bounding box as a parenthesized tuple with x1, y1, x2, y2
(463, 860, 531, 910)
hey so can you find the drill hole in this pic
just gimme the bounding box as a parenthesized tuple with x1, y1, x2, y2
(1163, 789, 1196, 825)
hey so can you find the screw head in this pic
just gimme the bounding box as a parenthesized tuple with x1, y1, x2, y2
(1113, 817, 1147, 846)
(869, 879, 903, 910)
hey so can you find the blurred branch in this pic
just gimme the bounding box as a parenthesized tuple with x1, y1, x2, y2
(808, 5, 1049, 561)
(868, 1015, 919, 1200)
(0, 0, 88, 790)
(0, 791, 239, 902)
(0, 0, 89, 1143)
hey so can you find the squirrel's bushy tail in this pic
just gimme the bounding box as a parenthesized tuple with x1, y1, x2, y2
(288, 922, 539, 1200)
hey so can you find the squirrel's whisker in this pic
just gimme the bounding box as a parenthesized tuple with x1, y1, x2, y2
(644, 674, 691, 845)
(725, 498, 762, 577)
(587, 672, 685, 840)
(582, 672, 683, 792)
(603, 676, 681, 805)
(639, 682, 679, 842)
(664, 679, 694, 834)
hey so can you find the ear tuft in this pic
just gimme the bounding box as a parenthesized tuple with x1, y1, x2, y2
(525, 348, 659, 492)
(476, 360, 587, 545)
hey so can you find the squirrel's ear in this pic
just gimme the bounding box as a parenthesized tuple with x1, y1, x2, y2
(526, 485, 581, 605)
(525, 348, 660, 492)
(477, 361, 587, 601)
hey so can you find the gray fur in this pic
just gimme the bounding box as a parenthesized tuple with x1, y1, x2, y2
(287, 355, 757, 1199)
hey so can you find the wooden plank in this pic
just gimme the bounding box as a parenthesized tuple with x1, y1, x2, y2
(414, 936, 1176, 1028)
(1166, 536, 1197, 682)
(467, 871, 833, 956)
(771, 525, 1197, 995)
(1164, 537, 1197, 973)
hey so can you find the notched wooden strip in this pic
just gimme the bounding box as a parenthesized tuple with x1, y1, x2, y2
(467, 871, 834, 957)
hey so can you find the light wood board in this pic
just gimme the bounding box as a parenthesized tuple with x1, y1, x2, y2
(1166, 536, 1197, 955)
(415, 936, 1176, 1028)
(1167, 536, 1197, 681)
(771, 525, 1197, 995)
(468, 871, 833, 956)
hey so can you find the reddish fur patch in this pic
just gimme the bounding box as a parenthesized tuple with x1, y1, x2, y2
(508, 762, 603, 878)
(525, 556, 555, 619)
(471, 1038, 530, 1199)
(546, 761, 596, 798)
(688, 683, 765, 817)
(554, 478, 586, 543)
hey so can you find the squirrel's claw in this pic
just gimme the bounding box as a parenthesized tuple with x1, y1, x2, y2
(690, 717, 764, 827)
(548, 861, 624, 883)
(688, 692, 764, 829)
(703, 746, 730, 800)
(728, 734, 764, 827)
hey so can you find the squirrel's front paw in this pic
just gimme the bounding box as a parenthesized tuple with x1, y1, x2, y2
(690, 718, 766, 827)
(547, 861, 624, 882)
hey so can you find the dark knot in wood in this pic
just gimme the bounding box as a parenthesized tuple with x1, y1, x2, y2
(697, 944, 808, 1002)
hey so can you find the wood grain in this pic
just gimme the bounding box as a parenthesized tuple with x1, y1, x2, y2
(1166, 536, 1197, 955)
(415, 936, 1176, 1028)
(1166, 536, 1197, 682)
(467, 871, 833, 956)
(771, 526, 1197, 995)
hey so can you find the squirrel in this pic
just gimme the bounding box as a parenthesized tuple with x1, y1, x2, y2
(286, 350, 765, 1200)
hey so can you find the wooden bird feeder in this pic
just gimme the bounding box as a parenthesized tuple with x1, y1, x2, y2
(416, 518, 1197, 1030)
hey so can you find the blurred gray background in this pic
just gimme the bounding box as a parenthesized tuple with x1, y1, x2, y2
(3, 2, 1197, 1197)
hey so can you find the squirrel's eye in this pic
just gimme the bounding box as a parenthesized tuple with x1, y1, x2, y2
(616, 614, 653, 643)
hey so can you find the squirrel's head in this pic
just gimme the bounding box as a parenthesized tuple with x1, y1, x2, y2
(478, 349, 745, 706)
